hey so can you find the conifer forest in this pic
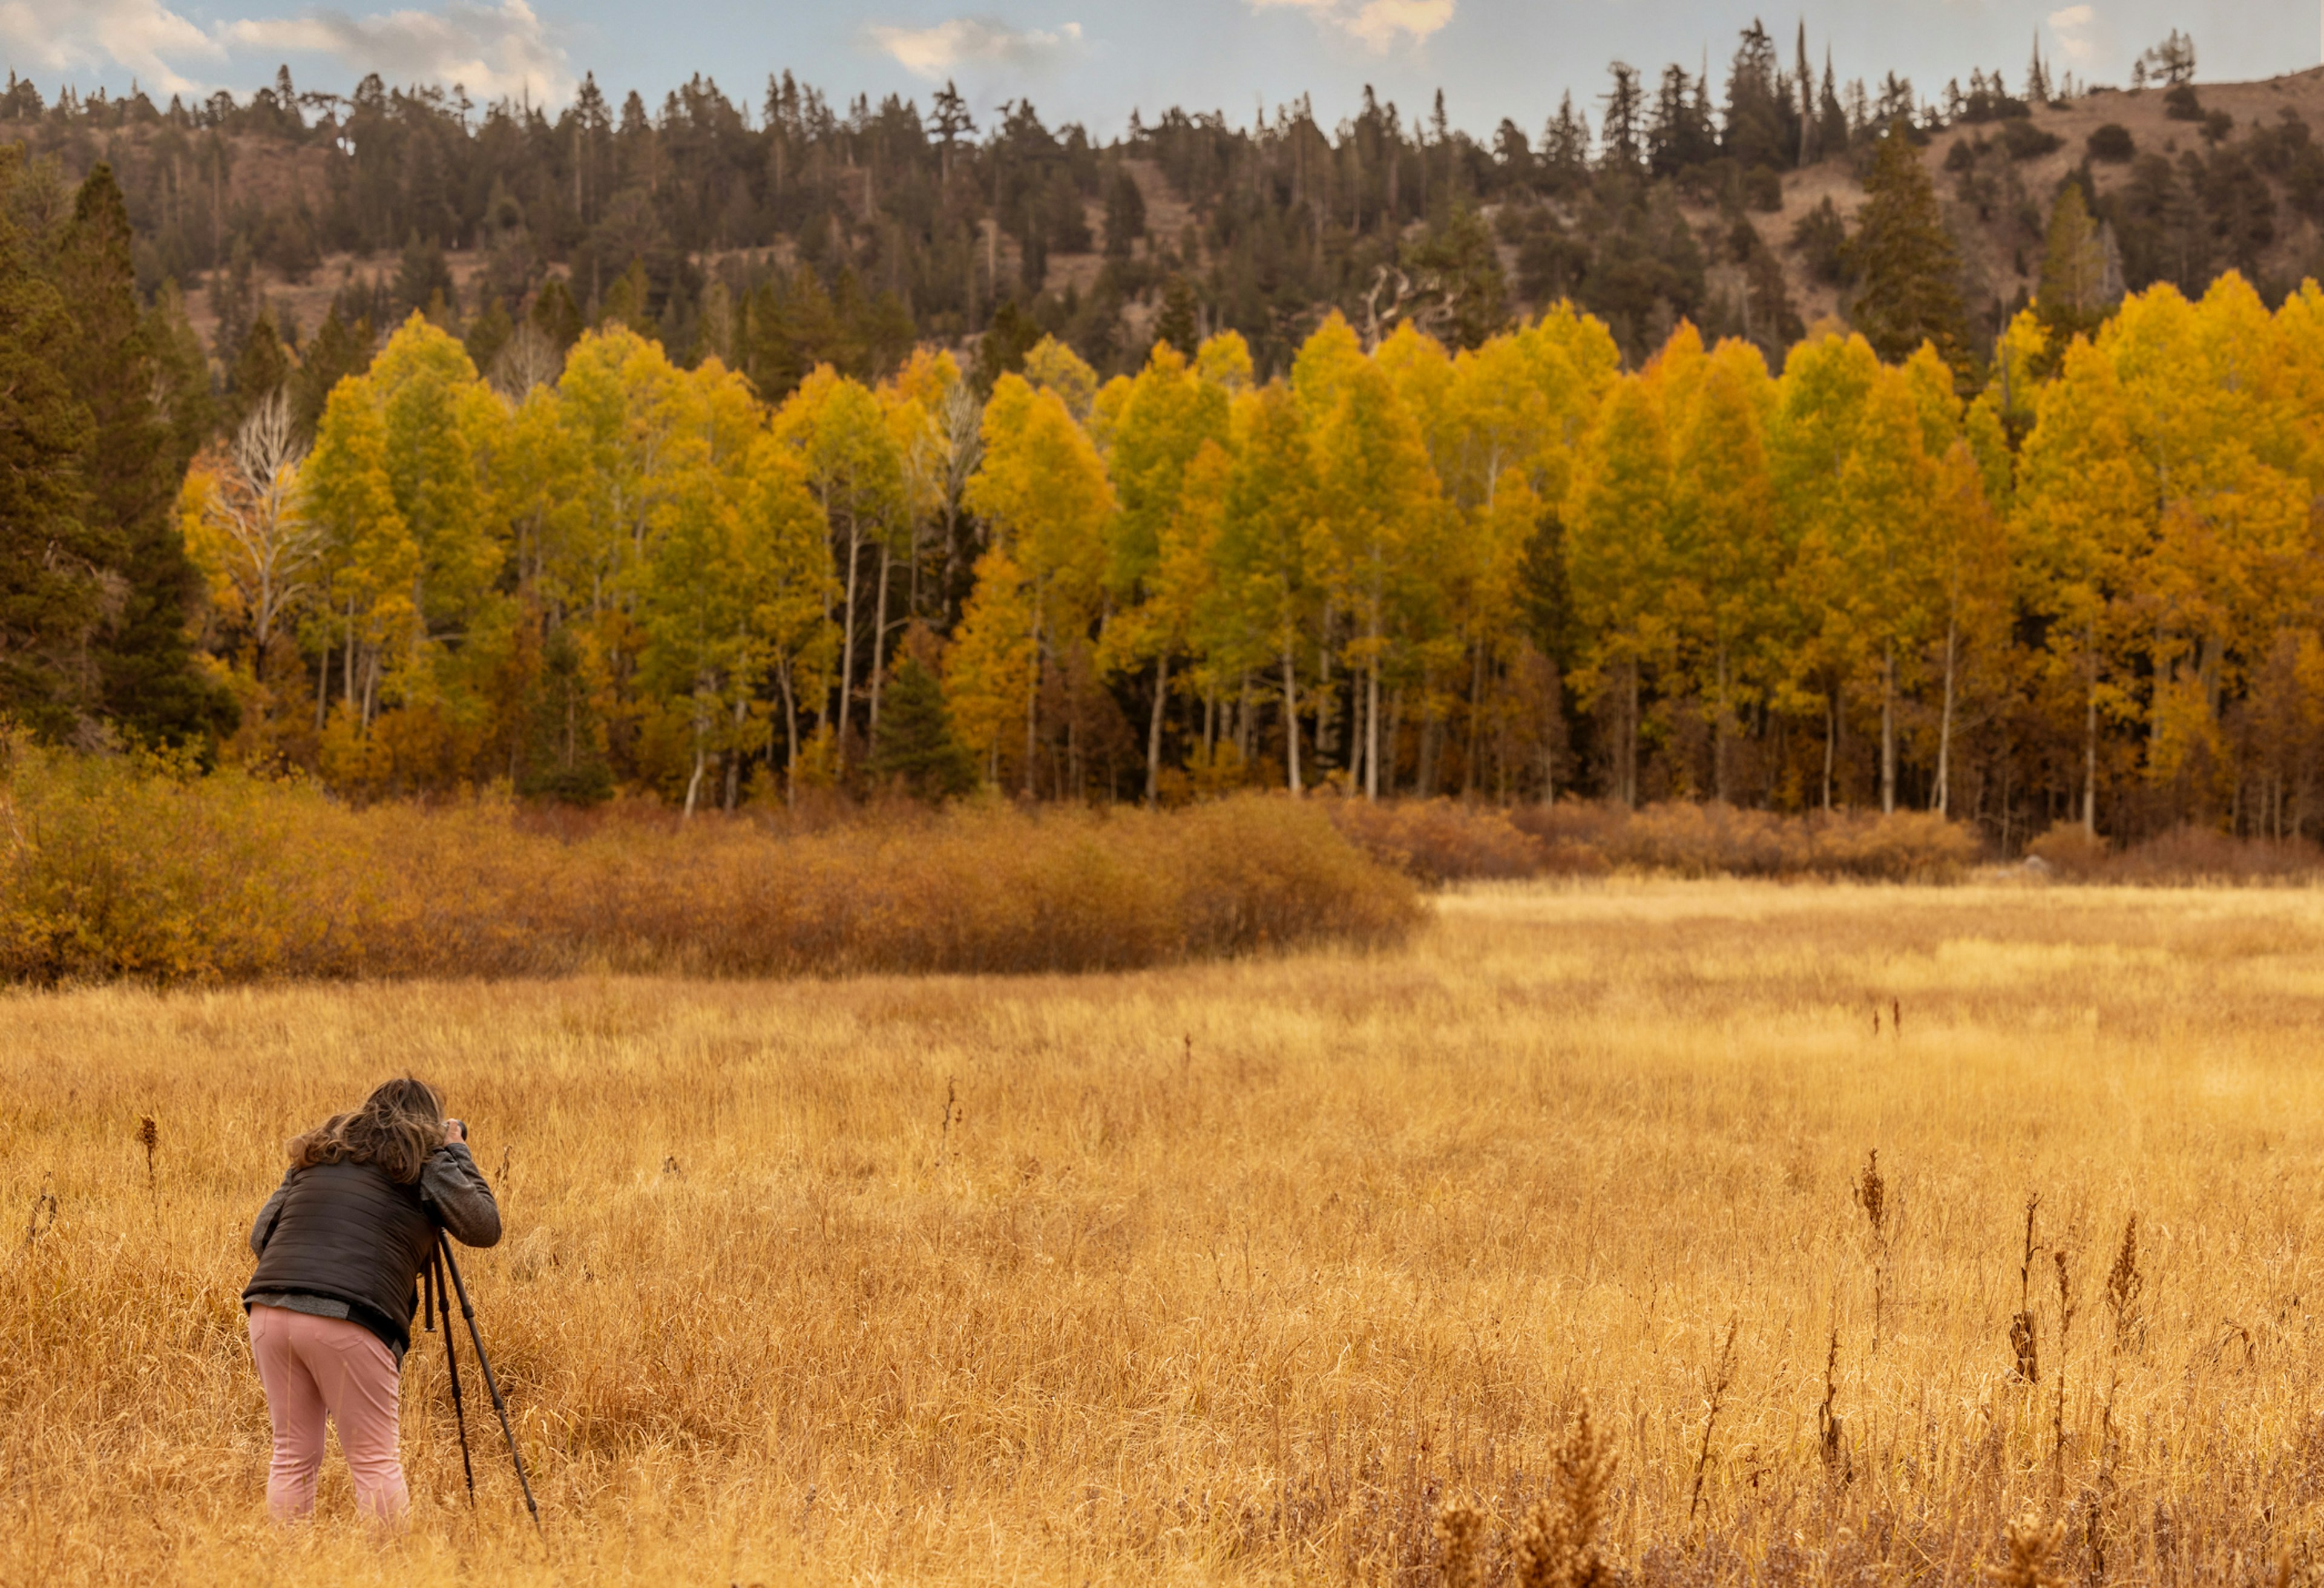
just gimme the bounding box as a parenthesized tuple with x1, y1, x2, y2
(8, 25, 2324, 845)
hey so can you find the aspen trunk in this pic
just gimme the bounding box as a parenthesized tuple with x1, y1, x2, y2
(1713, 646, 1730, 804)
(1822, 692, 1836, 813)
(1623, 659, 1640, 810)
(1145, 651, 1168, 805)
(1933, 618, 1957, 816)
(683, 740, 706, 819)
(1365, 658, 1382, 802)
(1282, 642, 1302, 794)
(1466, 639, 1486, 797)
(1880, 643, 1897, 816)
(778, 658, 799, 804)
(836, 524, 862, 760)
(1023, 607, 1041, 799)
(2082, 631, 2099, 836)
(867, 543, 891, 740)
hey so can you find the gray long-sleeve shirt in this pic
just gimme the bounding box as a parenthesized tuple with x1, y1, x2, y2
(245, 1142, 502, 1362)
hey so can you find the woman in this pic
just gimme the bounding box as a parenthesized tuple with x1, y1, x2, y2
(243, 1077, 501, 1523)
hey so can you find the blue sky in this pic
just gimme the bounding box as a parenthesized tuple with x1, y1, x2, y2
(8, 0, 2313, 138)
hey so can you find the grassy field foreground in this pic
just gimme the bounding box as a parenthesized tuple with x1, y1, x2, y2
(4, 881, 2322, 1584)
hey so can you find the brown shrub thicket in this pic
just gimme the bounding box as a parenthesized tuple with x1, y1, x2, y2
(2027, 821, 2324, 883)
(0, 745, 1418, 983)
(1327, 798, 1984, 884)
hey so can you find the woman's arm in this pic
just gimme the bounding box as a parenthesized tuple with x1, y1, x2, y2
(248, 1170, 295, 1256)
(421, 1143, 503, 1247)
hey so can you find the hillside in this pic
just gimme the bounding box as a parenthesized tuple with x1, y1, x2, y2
(3, 44, 2319, 394)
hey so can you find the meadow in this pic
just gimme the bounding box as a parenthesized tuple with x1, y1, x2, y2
(5, 879, 2322, 1584)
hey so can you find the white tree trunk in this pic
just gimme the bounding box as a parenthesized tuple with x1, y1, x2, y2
(1281, 642, 1302, 795)
(684, 745, 706, 819)
(1880, 643, 1897, 816)
(836, 524, 863, 757)
(1933, 620, 1957, 815)
(1365, 657, 1382, 802)
(1145, 651, 1168, 805)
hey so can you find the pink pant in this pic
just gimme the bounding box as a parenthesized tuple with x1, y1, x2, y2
(248, 1304, 409, 1523)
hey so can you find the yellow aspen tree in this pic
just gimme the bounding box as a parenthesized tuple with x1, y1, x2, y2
(1668, 336, 1778, 802)
(739, 435, 841, 797)
(772, 366, 906, 764)
(963, 372, 1113, 795)
(1100, 341, 1229, 801)
(300, 360, 416, 760)
(1837, 367, 1945, 814)
(1926, 430, 2010, 815)
(1022, 334, 1099, 421)
(1564, 371, 1675, 807)
(638, 443, 755, 815)
(942, 543, 1036, 785)
(1217, 381, 1319, 792)
(1290, 310, 1367, 427)
(883, 347, 965, 601)
(1768, 330, 1882, 809)
(321, 314, 512, 786)
(1309, 358, 1445, 801)
(2016, 338, 2148, 834)
(631, 356, 826, 812)
(1195, 329, 1255, 394)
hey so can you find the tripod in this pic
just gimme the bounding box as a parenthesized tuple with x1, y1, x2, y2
(424, 1231, 543, 1536)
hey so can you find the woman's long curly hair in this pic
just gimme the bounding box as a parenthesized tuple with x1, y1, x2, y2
(288, 1077, 445, 1185)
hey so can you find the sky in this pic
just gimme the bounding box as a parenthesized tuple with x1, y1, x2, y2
(4, 0, 2314, 140)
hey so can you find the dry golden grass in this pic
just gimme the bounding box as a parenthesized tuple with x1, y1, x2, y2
(6, 879, 2324, 1584)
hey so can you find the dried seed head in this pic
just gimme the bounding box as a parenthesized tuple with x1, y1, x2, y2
(1516, 1401, 1615, 1588)
(2104, 1212, 2144, 1352)
(2009, 1310, 2040, 1384)
(1434, 1495, 1485, 1588)
(1983, 1509, 2066, 1587)
(1854, 1150, 1886, 1240)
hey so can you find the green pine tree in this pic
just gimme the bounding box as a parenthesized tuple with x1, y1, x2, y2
(2035, 182, 2112, 345)
(1846, 119, 1971, 376)
(1152, 276, 1199, 357)
(292, 304, 374, 441)
(869, 638, 976, 799)
(1402, 207, 1509, 350)
(0, 149, 98, 735)
(226, 309, 292, 432)
(53, 161, 234, 747)
(464, 296, 515, 375)
(976, 298, 1042, 392)
(530, 277, 585, 351)
(518, 623, 614, 805)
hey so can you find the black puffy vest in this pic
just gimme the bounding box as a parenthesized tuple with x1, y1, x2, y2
(243, 1162, 439, 1353)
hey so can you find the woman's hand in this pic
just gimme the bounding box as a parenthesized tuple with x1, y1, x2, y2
(442, 1118, 467, 1146)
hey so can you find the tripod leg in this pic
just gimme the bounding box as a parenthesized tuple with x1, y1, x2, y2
(432, 1241, 476, 1504)
(439, 1240, 543, 1537)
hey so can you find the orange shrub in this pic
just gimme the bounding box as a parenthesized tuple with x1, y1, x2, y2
(2028, 822, 2324, 884)
(1344, 799, 1981, 884)
(1321, 798, 1551, 885)
(0, 746, 1419, 983)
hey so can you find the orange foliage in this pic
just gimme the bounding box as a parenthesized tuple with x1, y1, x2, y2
(0, 744, 1417, 983)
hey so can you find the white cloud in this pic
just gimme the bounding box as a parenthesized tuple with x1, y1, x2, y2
(864, 16, 1085, 81)
(2047, 4, 2102, 66)
(228, 0, 570, 103)
(1252, 0, 1454, 53)
(0, 0, 225, 96)
(0, 0, 567, 103)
